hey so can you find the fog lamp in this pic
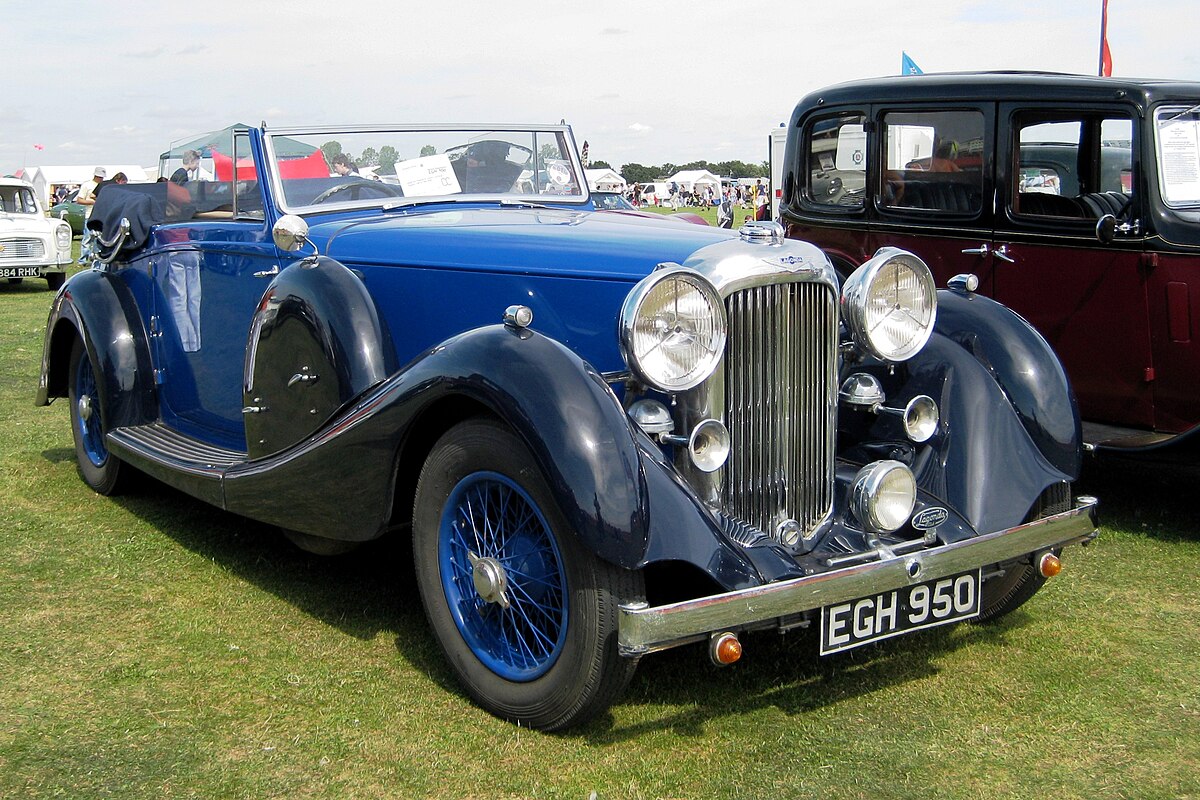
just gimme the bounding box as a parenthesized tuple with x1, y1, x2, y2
(850, 460, 916, 533)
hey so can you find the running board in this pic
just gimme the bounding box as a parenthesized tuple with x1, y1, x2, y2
(107, 423, 247, 507)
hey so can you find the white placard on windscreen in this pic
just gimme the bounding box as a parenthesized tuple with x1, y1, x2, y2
(396, 154, 461, 197)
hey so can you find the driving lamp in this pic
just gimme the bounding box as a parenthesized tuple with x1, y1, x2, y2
(842, 247, 937, 362)
(850, 460, 917, 533)
(620, 266, 726, 392)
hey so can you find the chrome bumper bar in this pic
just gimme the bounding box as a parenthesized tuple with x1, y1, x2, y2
(618, 497, 1099, 656)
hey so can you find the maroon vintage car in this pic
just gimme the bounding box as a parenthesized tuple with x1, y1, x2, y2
(776, 71, 1200, 458)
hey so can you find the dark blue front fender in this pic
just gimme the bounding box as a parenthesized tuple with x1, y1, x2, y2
(224, 325, 652, 568)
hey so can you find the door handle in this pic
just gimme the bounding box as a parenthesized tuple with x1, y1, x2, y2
(994, 245, 1015, 263)
(961, 244, 989, 256)
(253, 266, 280, 278)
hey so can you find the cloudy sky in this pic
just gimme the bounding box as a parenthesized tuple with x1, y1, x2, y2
(4, 0, 1195, 175)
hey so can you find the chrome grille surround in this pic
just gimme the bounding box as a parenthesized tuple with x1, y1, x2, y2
(669, 237, 840, 547)
(0, 238, 46, 259)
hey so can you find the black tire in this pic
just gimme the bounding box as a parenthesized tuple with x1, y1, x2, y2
(68, 336, 127, 495)
(413, 419, 642, 730)
(46, 272, 66, 291)
(976, 483, 1070, 622)
(7, 277, 22, 285)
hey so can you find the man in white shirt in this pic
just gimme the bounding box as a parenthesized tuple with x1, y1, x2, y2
(76, 167, 106, 210)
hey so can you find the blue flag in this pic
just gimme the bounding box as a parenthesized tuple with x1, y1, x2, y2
(901, 51, 923, 75)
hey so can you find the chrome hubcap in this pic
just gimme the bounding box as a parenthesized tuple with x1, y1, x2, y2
(77, 394, 93, 423)
(468, 551, 510, 609)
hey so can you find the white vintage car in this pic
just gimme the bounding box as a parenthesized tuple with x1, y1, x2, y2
(0, 177, 71, 290)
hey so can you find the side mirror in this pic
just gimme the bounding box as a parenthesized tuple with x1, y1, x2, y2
(1095, 214, 1117, 244)
(272, 214, 310, 252)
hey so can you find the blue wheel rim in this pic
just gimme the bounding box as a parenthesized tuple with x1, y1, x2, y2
(438, 471, 568, 681)
(74, 350, 107, 467)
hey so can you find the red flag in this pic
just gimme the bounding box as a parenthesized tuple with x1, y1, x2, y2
(33, 143, 44, 151)
(1099, 0, 1113, 77)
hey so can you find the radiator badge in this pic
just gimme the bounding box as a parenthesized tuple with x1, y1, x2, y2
(765, 254, 818, 273)
(911, 507, 948, 530)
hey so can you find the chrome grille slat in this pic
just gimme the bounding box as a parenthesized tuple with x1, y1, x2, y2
(0, 238, 45, 259)
(722, 282, 837, 540)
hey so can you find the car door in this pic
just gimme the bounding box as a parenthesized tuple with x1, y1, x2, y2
(992, 104, 1151, 429)
(867, 106, 996, 288)
(150, 131, 283, 452)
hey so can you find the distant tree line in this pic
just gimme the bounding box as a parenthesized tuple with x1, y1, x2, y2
(619, 159, 769, 183)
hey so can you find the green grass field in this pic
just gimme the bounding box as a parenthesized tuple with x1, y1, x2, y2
(1, 254, 1198, 799)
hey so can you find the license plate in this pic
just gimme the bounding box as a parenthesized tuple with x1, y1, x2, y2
(820, 569, 981, 655)
(0, 266, 41, 278)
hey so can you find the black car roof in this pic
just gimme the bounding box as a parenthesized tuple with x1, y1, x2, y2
(793, 71, 1200, 115)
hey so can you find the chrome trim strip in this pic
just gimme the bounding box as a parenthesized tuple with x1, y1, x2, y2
(617, 498, 1099, 656)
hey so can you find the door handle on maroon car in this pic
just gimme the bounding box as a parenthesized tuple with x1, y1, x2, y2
(961, 244, 990, 257)
(994, 245, 1015, 263)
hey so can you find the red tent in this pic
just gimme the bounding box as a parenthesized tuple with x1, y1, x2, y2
(211, 148, 330, 181)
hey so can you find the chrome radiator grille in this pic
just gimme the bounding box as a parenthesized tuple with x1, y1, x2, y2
(0, 238, 45, 259)
(722, 281, 838, 540)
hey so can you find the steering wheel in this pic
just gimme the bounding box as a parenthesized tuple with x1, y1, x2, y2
(310, 179, 402, 205)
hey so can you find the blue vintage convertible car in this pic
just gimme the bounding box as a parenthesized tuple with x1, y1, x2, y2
(38, 123, 1097, 730)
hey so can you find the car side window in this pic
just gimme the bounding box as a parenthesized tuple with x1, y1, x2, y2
(805, 113, 867, 208)
(1013, 114, 1133, 219)
(880, 110, 984, 215)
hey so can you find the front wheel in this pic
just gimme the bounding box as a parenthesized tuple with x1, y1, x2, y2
(413, 419, 642, 730)
(68, 336, 127, 495)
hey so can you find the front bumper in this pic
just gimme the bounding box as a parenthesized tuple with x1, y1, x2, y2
(618, 496, 1098, 656)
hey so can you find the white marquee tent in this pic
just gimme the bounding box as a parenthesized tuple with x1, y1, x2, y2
(585, 168, 627, 193)
(24, 165, 149, 207)
(665, 169, 721, 195)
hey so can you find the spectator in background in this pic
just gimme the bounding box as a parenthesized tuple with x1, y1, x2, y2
(93, 172, 128, 202)
(331, 153, 360, 177)
(717, 189, 734, 228)
(170, 150, 212, 183)
(76, 167, 106, 208)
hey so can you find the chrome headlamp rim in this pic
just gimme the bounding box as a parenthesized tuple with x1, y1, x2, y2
(850, 459, 917, 534)
(841, 247, 937, 363)
(619, 265, 727, 392)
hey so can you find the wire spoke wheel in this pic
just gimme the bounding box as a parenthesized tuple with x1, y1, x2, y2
(413, 419, 642, 730)
(67, 336, 126, 495)
(440, 471, 567, 680)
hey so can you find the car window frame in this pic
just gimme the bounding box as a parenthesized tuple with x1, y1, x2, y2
(796, 107, 871, 217)
(999, 101, 1139, 236)
(872, 104, 994, 224)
